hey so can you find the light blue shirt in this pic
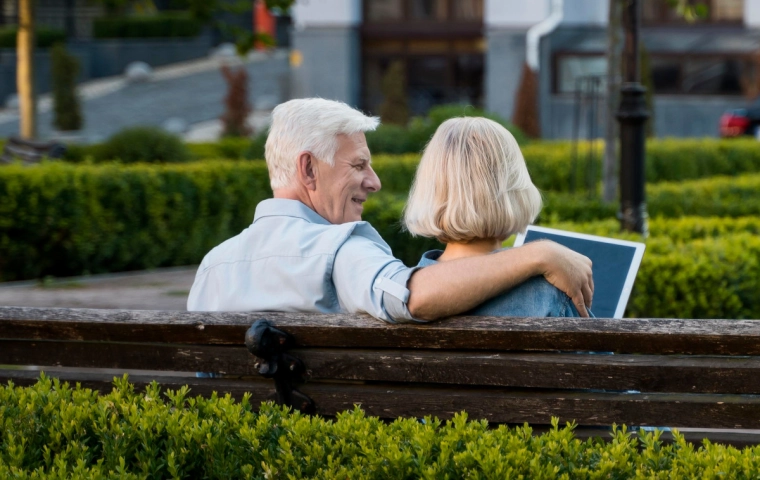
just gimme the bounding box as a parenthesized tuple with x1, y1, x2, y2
(187, 199, 419, 323)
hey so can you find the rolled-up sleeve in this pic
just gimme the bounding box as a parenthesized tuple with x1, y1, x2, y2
(332, 234, 422, 323)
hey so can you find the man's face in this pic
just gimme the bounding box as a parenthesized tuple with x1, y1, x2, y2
(310, 132, 381, 224)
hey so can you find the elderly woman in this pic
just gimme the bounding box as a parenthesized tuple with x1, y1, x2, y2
(403, 117, 581, 317)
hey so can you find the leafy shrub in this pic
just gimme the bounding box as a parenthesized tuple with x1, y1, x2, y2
(186, 133, 267, 161)
(92, 13, 202, 39)
(98, 126, 190, 163)
(51, 44, 82, 131)
(4, 375, 760, 478)
(0, 26, 66, 48)
(366, 104, 528, 155)
(379, 60, 409, 126)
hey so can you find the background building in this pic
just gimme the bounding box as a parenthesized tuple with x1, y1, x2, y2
(290, 0, 760, 138)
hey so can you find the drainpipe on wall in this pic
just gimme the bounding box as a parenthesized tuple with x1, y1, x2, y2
(513, 0, 563, 138)
(526, 0, 564, 73)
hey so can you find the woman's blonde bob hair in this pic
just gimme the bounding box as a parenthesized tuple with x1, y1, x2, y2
(403, 117, 542, 243)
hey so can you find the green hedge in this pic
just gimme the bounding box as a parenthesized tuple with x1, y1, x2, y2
(366, 195, 760, 319)
(523, 138, 760, 192)
(540, 173, 760, 223)
(3, 375, 760, 479)
(0, 26, 66, 48)
(365, 104, 529, 155)
(93, 13, 202, 39)
(4, 161, 760, 318)
(521, 217, 760, 319)
(0, 161, 271, 281)
(53, 137, 760, 193)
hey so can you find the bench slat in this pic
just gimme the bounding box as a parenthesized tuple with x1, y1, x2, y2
(3, 307, 760, 355)
(0, 369, 274, 403)
(4, 369, 760, 428)
(5, 340, 760, 395)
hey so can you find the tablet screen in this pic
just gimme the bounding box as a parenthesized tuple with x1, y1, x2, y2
(514, 226, 646, 318)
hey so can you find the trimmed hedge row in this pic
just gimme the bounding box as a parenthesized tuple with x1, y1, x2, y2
(3, 161, 760, 318)
(520, 138, 760, 192)
(3, 375, 759, 479)
(56, 137, 760, 192)
(0, 26, 66, 48)
(92, 13, 202, 39)
(1, 162, 758, 281)
(361, 139, 760, 195)
(366, 196, 760, 319)
(515, 217, 760, 319)
(541, 173, 760, 223)
(0, 161, 270, 282)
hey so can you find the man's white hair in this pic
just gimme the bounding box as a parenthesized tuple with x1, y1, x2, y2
(265, 98, 380, 189)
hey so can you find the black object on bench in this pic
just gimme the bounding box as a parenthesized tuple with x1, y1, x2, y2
(3, 307, 760, 445)
(0, 136, 66, 165)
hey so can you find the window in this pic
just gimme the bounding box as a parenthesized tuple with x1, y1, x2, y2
(643, 0, 743, 25)
(363, 0, 483, 23)
(365, 0, 404, 22)
(555, 55, 607, 94)
(555, 53, 752, 96)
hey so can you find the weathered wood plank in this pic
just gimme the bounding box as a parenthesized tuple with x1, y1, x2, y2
(0, 340, 260, 376)
(5, 369, 760, 429)
(296, 349, 760, 395)
(5, 341, 760, 394)
(3, 306, 760, 354)
(0, 369, 274, 403)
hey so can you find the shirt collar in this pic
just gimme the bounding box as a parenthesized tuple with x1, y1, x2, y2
(253, 198, 332, 226)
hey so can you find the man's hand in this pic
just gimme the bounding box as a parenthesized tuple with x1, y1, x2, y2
(529, 240, 594, 317)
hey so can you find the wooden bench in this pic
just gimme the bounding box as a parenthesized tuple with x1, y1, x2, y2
(0, 137, 66, 165)
(3, 306, 760, 445)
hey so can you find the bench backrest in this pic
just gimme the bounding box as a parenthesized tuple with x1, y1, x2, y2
(2, 306, 760, 430)
(0, 137, 66, 165)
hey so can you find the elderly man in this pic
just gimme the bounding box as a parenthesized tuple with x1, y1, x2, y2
(187, 98, 593, 321)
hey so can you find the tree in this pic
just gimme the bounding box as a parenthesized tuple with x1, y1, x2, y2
(604, 0, 707, 203)
(220, 64, 252, 137)
(17, 0, 36, 139)
(603, 0, 623, 203)
(51, 44, 83, 131)
(379, 61, 409, 126)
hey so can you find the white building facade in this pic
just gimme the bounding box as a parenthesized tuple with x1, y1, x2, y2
(291, 0, 760, 138)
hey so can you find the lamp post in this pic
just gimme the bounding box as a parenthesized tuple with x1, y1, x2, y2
(617, 0, 648, 235)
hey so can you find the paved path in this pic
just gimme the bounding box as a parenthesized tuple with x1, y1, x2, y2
(0, 267, 197, 310)
(0, 49, 288, 143)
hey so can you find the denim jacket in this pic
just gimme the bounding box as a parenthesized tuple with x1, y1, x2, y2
(417, 249, 582, 318)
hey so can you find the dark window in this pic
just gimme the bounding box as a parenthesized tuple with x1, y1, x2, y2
(651, 57, 681, 93)
(683, 58, 742, 94)
(363, 0, 483, 24)
(361, 0, 484, 115)
(555, 53, 751, 96)
(365, 0, 404, 22)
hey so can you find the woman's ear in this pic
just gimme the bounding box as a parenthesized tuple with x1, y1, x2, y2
(296, 152, 317, 191)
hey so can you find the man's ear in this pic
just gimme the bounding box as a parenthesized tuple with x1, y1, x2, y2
(296, 152, 317, 191)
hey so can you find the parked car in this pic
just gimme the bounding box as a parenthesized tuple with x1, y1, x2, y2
(720, 101, 760, 138)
